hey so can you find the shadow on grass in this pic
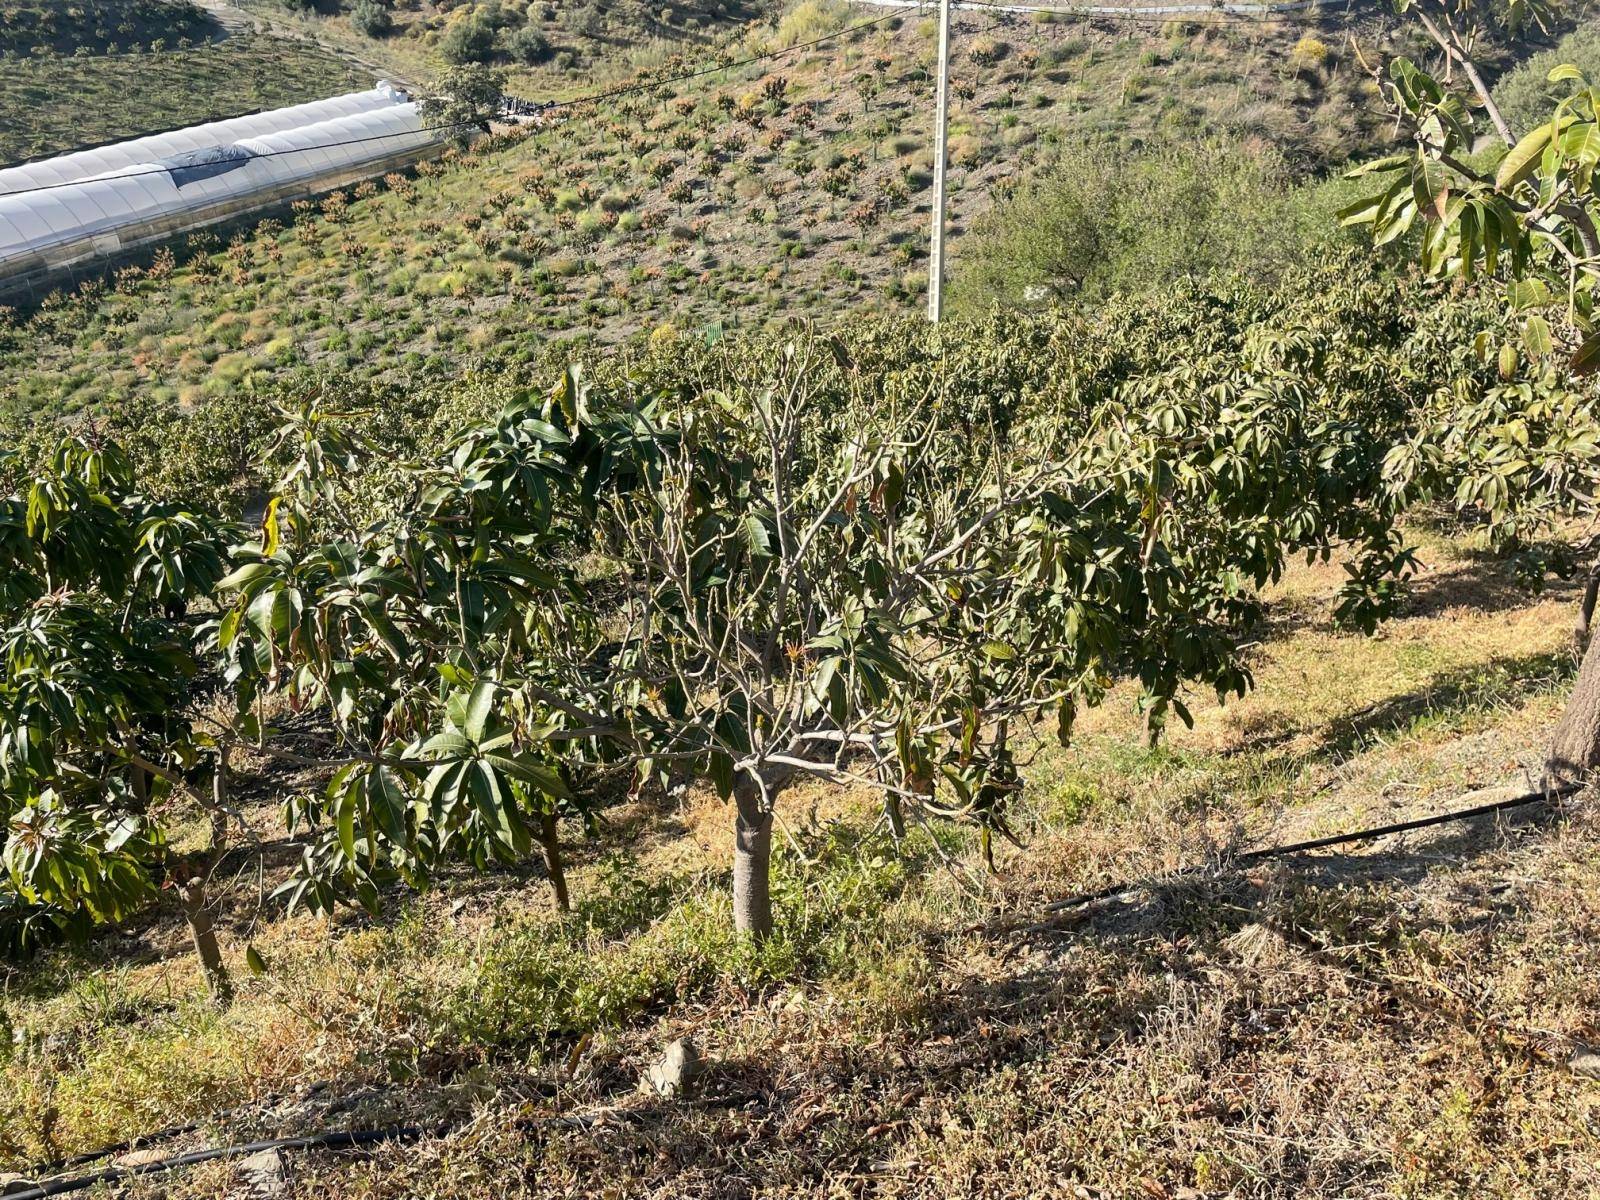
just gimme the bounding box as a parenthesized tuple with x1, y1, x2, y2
(1227, 647, 1575, 766)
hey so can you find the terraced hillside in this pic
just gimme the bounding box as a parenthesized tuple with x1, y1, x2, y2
(0, 2, 1413, 419)
(0, 30, 372, 165)
(230, 0, 772, 93)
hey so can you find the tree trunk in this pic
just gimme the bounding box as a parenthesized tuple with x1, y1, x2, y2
(1141, 704, 1163, 751)
(537, 810, 570, 913)
(177, 879, 233, 1006)
(732, 778, 774, 941)
(1574, 563, 1600, 651)
(1547, 606, 1600, 783)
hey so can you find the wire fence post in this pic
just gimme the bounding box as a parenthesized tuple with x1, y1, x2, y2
(928, 0, 952, 322)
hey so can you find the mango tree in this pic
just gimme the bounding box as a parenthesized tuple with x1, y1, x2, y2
(0, 435, 238, 999)
(214, 394, 601, 916)
(1345, 0, 1600, 780)
(570, 311, 1415, 936)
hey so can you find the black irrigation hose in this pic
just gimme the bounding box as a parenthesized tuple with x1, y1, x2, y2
(12, 784, 1580, 1194)
(26, 1081, 385, 1177)
(7, 1124, 450, 1200)
(30, 1123, 203, 1176)
(1039, 781, 1584, 914)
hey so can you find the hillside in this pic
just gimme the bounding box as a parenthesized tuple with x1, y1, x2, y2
(229, 0, 774, 92)
(0, 2, 1415, 420)
(2, 5, 1600, 1198)
(0, 0, 375, 166)
(2, 520, 1596, 1198)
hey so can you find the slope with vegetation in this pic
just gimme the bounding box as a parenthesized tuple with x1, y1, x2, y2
(1, 0, 1599, 1194)
(0, 1, 1430, 420)
(0, 0, 378, 167)
(234, 0, 771, 91)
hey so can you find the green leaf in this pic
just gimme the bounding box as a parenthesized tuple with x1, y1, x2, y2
(483, 753, 571, 799)
(1496, 123, 1557, 191)
(1522, 314, 1554, 359)
(1573, 332, 1600, 376)
(245, 945, 269, 976)
(216, 562, 272, 591)
(1344, 153, 1411, 178)
(336, 793, 358, 864)
(420, 731, 474, 758)
(1548, 63, 1588, 84)
(461, 679, 495, 743)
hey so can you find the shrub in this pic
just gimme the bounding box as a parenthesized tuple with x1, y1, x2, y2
(1289, 34, 1329, 73)
(952, 137, 1365, 310)
(439, 9, 497, 63)
(351, 0, 393, 36)
(506, 24, 550, 63)
(1493, 25, 1600, 137)
(770, 0, 853, 50)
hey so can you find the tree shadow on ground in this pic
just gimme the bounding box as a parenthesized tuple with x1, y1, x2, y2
(376, 798, 1594, 1200)
(1225, 647, 1574, 765)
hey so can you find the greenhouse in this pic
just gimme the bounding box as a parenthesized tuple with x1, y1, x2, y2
(0, 84, 444, 294)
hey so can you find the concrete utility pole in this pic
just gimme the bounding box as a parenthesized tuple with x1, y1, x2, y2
(927, 0, 952, 321)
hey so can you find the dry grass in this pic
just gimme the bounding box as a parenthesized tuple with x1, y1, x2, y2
(6, 527, 1600, 1198)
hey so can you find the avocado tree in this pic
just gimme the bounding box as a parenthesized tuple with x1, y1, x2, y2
(1345, 0, 1600, 780)
(0, 435, 239, 1000)
(213, 393, 600, 916)
(568, 309, 1415, 936)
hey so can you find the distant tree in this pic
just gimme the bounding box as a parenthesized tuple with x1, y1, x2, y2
(506, 24, 550, 65)
(439, 8, 498, 64)
(351, 0, 394, 37)
(422, 63, 506, 133)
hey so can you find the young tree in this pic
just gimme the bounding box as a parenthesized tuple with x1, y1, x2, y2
(1344, 0, 1600, 781)
(214, 395, 597, 916)
(0, 437, 239, 1000)
(569, 311, 1412, 934)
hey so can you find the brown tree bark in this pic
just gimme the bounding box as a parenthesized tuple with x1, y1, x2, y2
(1547, 611, 1600, 785)
(177, 878, 234, 1006)
(732, 777, 774, 941)
(1141, 704, 1162, 751)
(1574, 563, 1600, 651)
(537, 810, 571, 913)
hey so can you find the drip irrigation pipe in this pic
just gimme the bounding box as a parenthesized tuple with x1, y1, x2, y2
(1038, 780, 1583, 915)
(6, 1124, 449, 1200)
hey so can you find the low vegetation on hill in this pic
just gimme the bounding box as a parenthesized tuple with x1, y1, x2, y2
(0, 0, 214, 56)
(0, 3, 1427, 421)
(0, 31, 371, 165)
(235, 0, 770, 90)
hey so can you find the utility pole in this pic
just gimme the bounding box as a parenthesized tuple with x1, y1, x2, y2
(927, 0, 952, 322)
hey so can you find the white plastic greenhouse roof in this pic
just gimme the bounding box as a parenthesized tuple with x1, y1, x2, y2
(0, 85, 442, 279)
(0, 83, 410, 197)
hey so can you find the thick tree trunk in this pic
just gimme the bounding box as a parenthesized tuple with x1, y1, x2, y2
(732, 778, 774, 941)
(177, 879, 233, 1006)
(537, 810, 570, 913)
(1547, 616, 1600, 784)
